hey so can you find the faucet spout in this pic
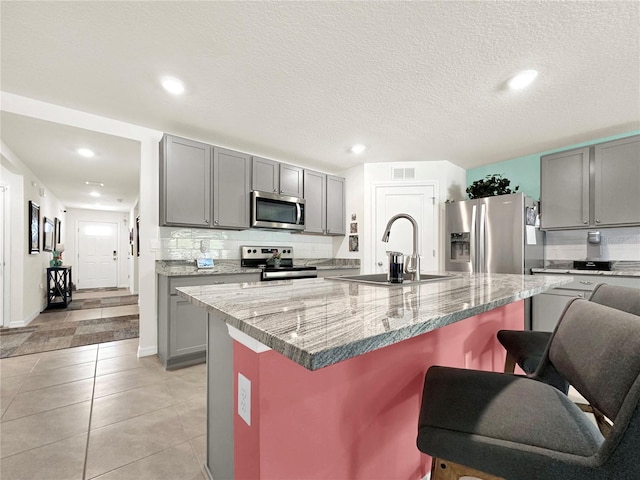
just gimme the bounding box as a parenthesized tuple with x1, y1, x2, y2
(381, 213, 421, 281)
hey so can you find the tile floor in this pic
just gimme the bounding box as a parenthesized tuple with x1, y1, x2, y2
(1, 297, 208, 480)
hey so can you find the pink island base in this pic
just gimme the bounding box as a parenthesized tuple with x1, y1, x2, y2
(233, 301, 524, 480)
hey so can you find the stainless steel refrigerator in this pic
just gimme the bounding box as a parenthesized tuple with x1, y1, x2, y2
(445, 193, 544, 275)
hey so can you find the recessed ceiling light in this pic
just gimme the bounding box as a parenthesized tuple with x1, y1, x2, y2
(89, 191, 100, 198)
(161, 76, 185, 95)
(77, 148, 95, 158)
(508, 70, 538, 90)
(350, 144, 366, 154)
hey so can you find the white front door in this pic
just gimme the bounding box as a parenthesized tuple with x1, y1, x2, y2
(78, 221, 118, 289)
(374, 184, 437, 274)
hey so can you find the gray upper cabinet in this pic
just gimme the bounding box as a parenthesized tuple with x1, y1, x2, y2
(160, 134, 250, 230)
(213, 147, 251, 229)
(594, 136, 640, 226)
(303, 170, 327, 234)
(251, 156, 279, 193)
(279, 163, 303, 197)
(160, 134, 212, 227)
(541, 135, 640, 230)
(326, 175, 346, 235)
(540, 147, 590, 229)
(251, 157, 303, 197)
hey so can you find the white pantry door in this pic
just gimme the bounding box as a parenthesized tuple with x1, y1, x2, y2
(78, 221, 118, 289)
(374, 184, 437, 274)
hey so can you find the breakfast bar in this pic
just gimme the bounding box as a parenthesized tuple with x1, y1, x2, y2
(177, 273, 572, 480)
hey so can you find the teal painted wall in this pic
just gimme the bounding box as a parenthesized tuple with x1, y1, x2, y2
(466, 130, 640, 200)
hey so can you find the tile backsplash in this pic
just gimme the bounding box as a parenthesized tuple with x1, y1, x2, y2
(159, 227, 334, 260)
(545, 227, 640, 261)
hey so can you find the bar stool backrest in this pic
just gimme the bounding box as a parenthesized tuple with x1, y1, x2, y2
(589, 283, 640, 316)
(549, 299, 640, 424)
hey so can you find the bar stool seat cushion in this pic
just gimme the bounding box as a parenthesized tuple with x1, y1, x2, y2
(418, 366, 604, 478)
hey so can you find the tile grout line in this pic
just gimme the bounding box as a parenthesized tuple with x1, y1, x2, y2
(82, 344, 100, 480)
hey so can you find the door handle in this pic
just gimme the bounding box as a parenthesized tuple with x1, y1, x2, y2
(377, 262, 383, 266)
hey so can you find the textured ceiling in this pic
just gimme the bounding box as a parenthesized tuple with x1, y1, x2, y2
(1, 1, 639, 210)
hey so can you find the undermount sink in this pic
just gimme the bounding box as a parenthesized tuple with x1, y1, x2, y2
(325, 273, 456, 286)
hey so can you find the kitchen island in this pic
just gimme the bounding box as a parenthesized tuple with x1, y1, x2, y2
(177, 273, 572, 480)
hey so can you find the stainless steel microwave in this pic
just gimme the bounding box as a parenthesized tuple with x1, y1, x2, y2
(251, 191, 306, 231)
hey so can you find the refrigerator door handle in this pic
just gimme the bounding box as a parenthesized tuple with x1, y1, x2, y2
(478, 203, 487, 273)
(470, 205, 477, 273)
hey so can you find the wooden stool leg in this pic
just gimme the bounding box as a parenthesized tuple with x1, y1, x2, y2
(431, 457, 505, 480)
(503, 352, 516, 374)
(577, 402, 612, 437)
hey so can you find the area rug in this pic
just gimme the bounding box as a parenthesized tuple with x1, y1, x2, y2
(0, 314, 139, 358)
(65, 294, 139, 310)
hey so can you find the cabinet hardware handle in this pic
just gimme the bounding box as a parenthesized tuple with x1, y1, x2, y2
(579, 281, 593, 285)
(273, 188, 277, 193)
(583, 220, 588, 224)
(214, 220, 218, 225)
(214, 281, 224, 285)
(205, 219, 209, 224)
(377, 262, 383, 266)
(595, 219, 600, 223)
(280, 189, 284, 193)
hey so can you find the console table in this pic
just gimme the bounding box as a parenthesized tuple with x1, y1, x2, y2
(46, 266, 72, 308)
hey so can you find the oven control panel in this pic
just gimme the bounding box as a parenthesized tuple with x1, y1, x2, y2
(241, 246, 294, 261)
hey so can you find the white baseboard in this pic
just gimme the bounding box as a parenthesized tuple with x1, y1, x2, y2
(138, 344, 158, 358)
(10, 303, 46, 328)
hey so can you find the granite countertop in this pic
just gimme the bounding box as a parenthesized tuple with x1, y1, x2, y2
(533, 260, 640, 277)
(156, 259, 360, 276)
(176, 272, 572, 370)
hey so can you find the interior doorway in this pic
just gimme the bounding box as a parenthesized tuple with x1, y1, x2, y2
(77, 221, 119, 289)
(373, 183, 438, 274)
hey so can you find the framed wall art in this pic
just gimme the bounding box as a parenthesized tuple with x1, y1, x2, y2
(43, 217, 54, 252)
(55, 217, 61, 244)
(29, 201, 40, 254)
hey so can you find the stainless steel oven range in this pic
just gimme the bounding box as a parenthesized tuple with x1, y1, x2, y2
(240, 246, 317, 281)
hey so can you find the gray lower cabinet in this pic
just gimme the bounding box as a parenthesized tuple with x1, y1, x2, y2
(531, 273, 640, 332)
(160, 134, 250, 229)
(541, 135, 640, 229)
(157, 273, 260, 369)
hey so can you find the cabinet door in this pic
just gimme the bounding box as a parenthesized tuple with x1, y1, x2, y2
(213, 147, 251, 229)
(279, 164, 303, 197)
(160, 135, 212, 227)
(326, 175, 346, 235)
(169, 296, 207, 357)
(251, 157, 279, 193)
(532, 289, 586, 332)
(302, 170, 326, 234)
(540, 147, 590, 229)
(594, 135, 640, 226)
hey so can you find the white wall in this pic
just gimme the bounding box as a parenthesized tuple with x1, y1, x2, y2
(1, 143, 66, 326)
(65, 208, 131, 289)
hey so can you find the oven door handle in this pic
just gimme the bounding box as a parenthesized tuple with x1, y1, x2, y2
(262, 270, 318, 280)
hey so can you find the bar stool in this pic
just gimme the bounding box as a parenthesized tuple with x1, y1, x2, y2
(498, 283, 640, 435)
(417, 299, 640, 480)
